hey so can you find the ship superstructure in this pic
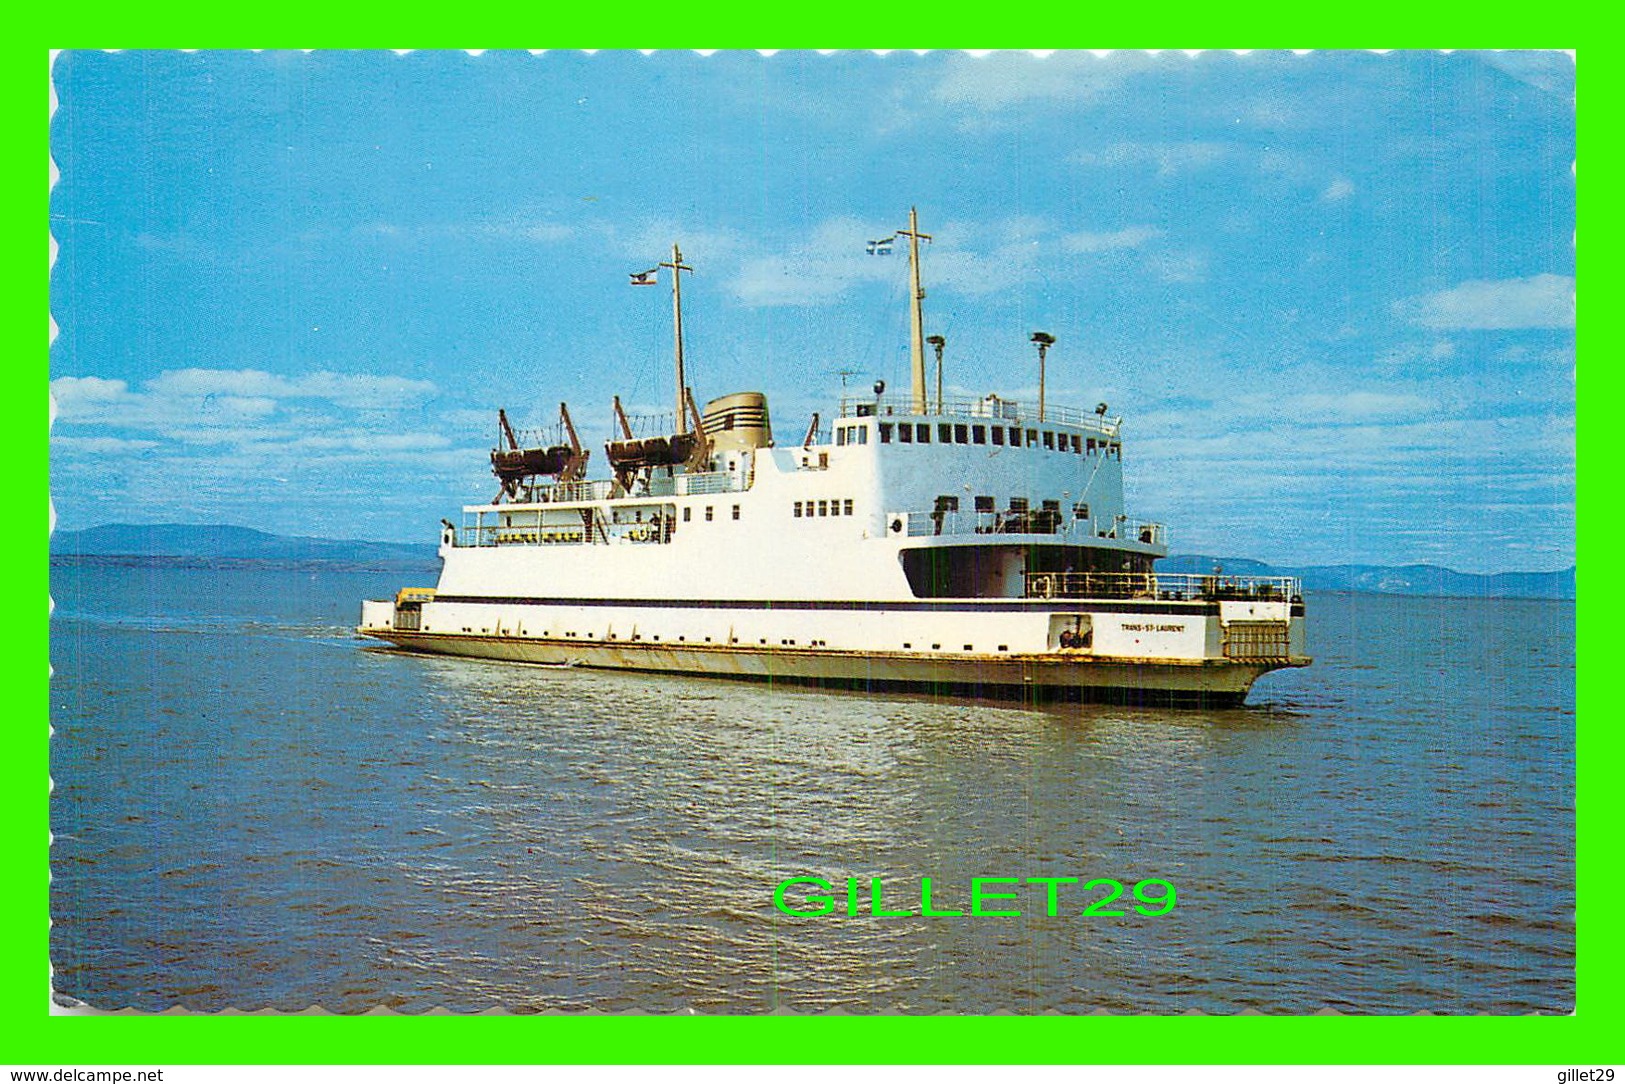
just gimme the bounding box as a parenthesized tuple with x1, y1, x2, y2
(359, 212, 1309, 706)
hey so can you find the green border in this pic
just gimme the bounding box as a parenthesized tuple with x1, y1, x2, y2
(19, 10, 1601, 1066)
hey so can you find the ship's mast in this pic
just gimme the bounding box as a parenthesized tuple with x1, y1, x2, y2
(660, 244, 693, 434)
(896, 208, 932, 414)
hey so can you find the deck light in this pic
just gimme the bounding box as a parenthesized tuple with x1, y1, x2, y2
(1030, 332, 1055, 421)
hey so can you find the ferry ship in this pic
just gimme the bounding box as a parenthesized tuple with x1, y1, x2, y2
(359, 210, 1309, 706)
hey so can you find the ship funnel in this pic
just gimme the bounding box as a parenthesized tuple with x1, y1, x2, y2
(702, 391, 773, 452)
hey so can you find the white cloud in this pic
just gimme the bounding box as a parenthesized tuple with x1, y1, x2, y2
(1060, 226, 1162, 253)
(49, 435, 162, 455)
(50, 376, 130, 407)
(731, 215, 1180, 307)
(929, 52, 1152, 112)
(1075, 141, 1235, 177)
(140, 368, 438, 409)
(1404, 274, 1575, 331)
(1145, 250, 1208, 284)
(50, 368, 443, 454)
(1477, 51, 1574, 97)
(1321, 177, 1355, 201)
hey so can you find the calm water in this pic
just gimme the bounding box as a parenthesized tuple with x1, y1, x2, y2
(49, 563, 1575, 1014)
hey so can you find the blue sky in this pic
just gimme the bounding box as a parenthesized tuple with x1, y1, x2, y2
(49, 50, 1575, 572)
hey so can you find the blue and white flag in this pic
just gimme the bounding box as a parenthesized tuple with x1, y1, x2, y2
(866, 236, 895, 256)
(629, 268, 659, 286)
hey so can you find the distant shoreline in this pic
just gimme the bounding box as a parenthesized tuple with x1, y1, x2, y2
(49, 553, 441, 574)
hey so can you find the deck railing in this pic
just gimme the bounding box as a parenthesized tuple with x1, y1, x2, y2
(840, 394, 1119, 434)
(1024, 571, 1301, 602)
(892, 509, 1165, 546)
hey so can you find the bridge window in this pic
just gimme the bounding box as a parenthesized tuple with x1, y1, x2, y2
(975, 495, 994, 513)
(938, 423, 952, 443)
(856, 426, 868, 445)
(1043, 499, 1060, 513)
(954, 424, 968, 444)
(991, 426, 1004, 446)
(819, 500, 828, 516)
(1009, 497, 1029, 513)
(916, 424, 930, 443)
(683, 507, 692, 522)
(1087, 438, 1097, 453)
(794, 501, 802, 517)
(844, 499, 854, 515)
(836, 428, 847, 446)
(1070, 434, 1083, 453)
(705, 506, 714, 521)
(879, 423, 893, 443)
(1010, 426, 1022, 446)
(972, 424, 986, 444)
(732, 504, 740, 520)
(899, 423, 913, 443)
(1026, 429, 1039, 447)
(1074, 502, 1090, 520)
(1043, 430, 1054, 450)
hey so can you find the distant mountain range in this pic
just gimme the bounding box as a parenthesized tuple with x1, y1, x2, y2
(49, 524, 1575, 599)
(49, 524, 439, 570)
(1157, 555, 1575, 601)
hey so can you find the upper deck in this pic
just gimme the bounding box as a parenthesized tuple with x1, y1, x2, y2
(838, 392, 1120, 436)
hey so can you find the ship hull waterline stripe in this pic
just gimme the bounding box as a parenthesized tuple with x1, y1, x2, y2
(427, 594, 1306, 617)
(360, 628, 1310, 705)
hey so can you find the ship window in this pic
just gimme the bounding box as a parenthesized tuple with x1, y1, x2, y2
(954, 424, 968, 444)
(1074, 502, 1090, 520)
(1010, 426, 1022, 446)
(879, 423, 893, 443)
(1071, 434, 1083, 453)
(1110, 442, 1121, 458)
(843, 499, 853, 515)
(939, 423, 952, 443)
(991, 426, 1004, 446)
(732, 504, 740, 520)
(975, 495, 994, 513)
(683, 507, 692, 522)
(857, 427, 868, 445)
(818, 500, 828, 516)
(1088, 438, 1097, 452)
(1026, 429, 1039, 447)
(836, 428, 847, 446)
(972, 424, 986, 444)
(1010, 497, 1029, 513)
(935, 495, 960, 512)
(705, 506, 714, 521)
(917, 424, 930, 443)
(1043, 431, 1055, 450)
(1043, 499, 1060, 512)
(794, 501, 802, 517)
(899, 424, 913, 443)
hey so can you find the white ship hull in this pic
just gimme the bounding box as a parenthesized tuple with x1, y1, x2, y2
(359, 593, 1308, 707)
